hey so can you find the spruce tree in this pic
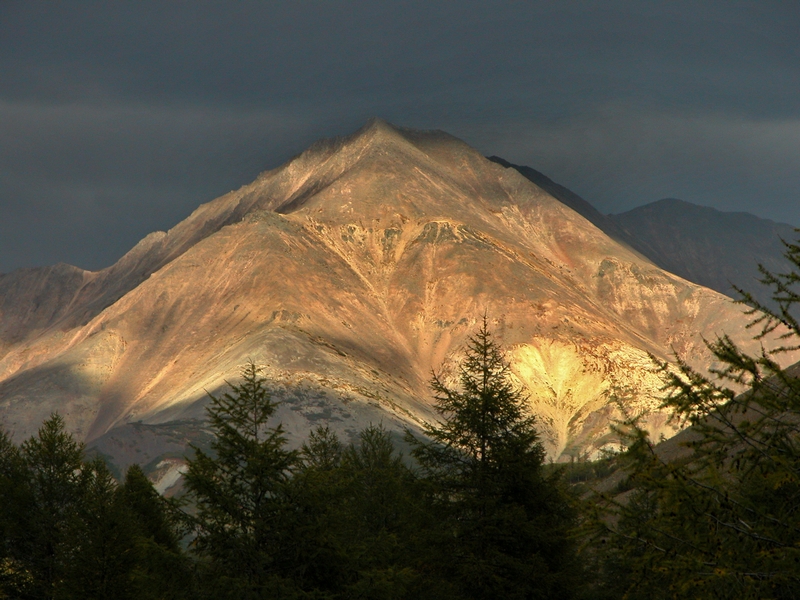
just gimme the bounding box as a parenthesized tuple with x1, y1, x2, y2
(409, 317, 578, 600)
(184, 361, 298, 598)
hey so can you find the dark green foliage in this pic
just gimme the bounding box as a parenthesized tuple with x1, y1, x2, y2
(59, 459, 136, 600)
(0, 415, 188, 599)
(0, 430, 35, 598)
(19, 414, 86, 599)
(184, 360, 299, 598)
(281, 425, 441, 599)
(334, 427, 428, 599)
(121, 464, 181, 550)
(590, 234, 800, 599)
(120, 464, 193, 599)
(409, 317, 579, 600)
(279, 426, 348, 595)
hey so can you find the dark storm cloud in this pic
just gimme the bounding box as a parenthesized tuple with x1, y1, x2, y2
(1, 1, 798, 272)
(0, 100, 317, 270)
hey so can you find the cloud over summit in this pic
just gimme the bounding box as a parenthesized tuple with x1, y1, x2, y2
(1, 1, 798, 272)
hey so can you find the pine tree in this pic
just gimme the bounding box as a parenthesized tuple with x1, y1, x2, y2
(409, 317, 578, 600)
(184, 361, 298, 598)
(591, 234, 800, 599)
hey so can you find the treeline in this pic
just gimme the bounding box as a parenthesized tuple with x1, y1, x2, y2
(2, 238, 800, 599)
(0, 416, 190, 599)
(0, 322, 578, 599)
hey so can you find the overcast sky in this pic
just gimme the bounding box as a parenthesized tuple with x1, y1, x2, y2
(1, 1, 799, 273)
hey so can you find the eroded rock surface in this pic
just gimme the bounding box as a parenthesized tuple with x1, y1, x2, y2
(1, 120, 795, 471)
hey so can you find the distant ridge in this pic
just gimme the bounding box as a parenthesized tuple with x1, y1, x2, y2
(609, 198, 797, 311)
(491, 158, 797, 309)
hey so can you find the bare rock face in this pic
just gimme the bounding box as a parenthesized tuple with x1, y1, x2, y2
(1, 120, 796, 474)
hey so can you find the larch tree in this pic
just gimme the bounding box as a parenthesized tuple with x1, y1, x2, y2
(184, 361, 298, 599)
(591, 234, 800, 599)
(409, 317, 579, 600)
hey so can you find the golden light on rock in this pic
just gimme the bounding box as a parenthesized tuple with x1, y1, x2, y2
(1, 120, 796, 473)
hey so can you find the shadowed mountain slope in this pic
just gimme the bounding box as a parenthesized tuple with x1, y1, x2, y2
(1, 120, 796, 475)
(609, 198, 797, 311)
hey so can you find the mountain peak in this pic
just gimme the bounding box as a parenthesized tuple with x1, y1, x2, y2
(298, 118, 413, 157)
(270, 118, 420, 183)
(359, 116, 400, 136)
(5, 121, 797, 468)
(294, 118, 470, 170)
(341, 118, 466, 159)
(252, 119, 491, 218)
(348, 117, 420, 153)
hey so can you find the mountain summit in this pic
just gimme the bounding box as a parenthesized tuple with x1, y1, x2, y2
(1, 121, 795, 475)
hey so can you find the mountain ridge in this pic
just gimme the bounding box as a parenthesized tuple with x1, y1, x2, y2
(1, 121, 796, 475)
(493, 159, 797, 312)
(485, 155, 644, 255)
(609, 198, 797, 311)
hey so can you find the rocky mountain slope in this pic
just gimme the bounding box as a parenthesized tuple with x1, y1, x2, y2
(1, 120, 795, 479)
(609, 199, 797, 311)
(492, 160, 797, 312)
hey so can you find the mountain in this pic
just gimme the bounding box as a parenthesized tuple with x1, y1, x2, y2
(486, 156, 642, 254)
(1, 120, 795, 480)
(491, 160, 798, 312)
(608, 198, 797, 311)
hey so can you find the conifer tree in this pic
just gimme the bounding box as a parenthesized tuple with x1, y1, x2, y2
(1, 415, 189, 599)
(119, 463, 193, 599)
(60, 459, 137, 600)
(591, 235, 800, 599)
(284, 425, 436, 599)
(0, 430, 34, 598)
(410, 317, 578, 600)
(336, 426, 422, 599)
(184, 361, 298, 598)
(20, 414, 86, 600)
(279, 426, 348, 594)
